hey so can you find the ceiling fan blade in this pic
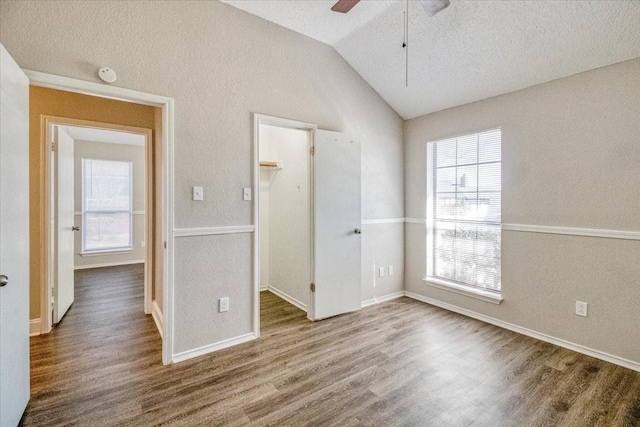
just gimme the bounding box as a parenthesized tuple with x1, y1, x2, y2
(419, 0, 450, 17)
(331, 0, 360, 14)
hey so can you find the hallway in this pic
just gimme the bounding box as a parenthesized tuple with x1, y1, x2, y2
(25, 265, 161, 425)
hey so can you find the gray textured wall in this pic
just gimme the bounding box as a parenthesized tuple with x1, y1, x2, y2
(0, 0, 404, 355)
(404, 59, 640, 364)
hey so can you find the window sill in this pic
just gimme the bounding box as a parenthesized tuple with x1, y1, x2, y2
(80, 249, 133, 257)
(422, 277, 503, 305)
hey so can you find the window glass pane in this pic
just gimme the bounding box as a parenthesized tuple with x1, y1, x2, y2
(456, 133, 478, 165)
(476, 225, 501, 259)
(427, 128, 501, 293)
(479, 130, 501, 163)
(476, 255, 501, 290)
(454, 251, 477, 286)
(435, 138, 457, 168)
(82, 159, 132, 252)
(434, 250, 455, 282)
(478, 163, 501, 192)
(83, 212, 131, 251)
(436, 166, 456, 192)
(477, 192, 501, 223)
(434, 221, 455, 252)
(435, 193, 460, 220)
(83, 159, 131, 211)
(456, 164, 478, 193)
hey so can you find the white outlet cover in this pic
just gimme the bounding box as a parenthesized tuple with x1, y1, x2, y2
(389, 265, 394, 276)
(193, 186, 204, 201)
(379, 267, 385, 278)
(576, 301, 588, 317)
(219, 297, 229, 313)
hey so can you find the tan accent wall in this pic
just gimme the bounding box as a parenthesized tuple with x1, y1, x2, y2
(29, 86, 159, 320)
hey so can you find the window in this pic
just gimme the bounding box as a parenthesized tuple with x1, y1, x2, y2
(82, 159, 133, 253)
(426, 128, 501, 295)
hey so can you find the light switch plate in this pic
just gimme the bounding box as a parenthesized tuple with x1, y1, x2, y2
(389, 265, 394, 276)
(193, 186, 204, 201)
(243, 188, 252, 201)
(379, 267, 385, 278)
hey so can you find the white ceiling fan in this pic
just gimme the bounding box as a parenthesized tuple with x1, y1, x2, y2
(331, 0, 450, 17)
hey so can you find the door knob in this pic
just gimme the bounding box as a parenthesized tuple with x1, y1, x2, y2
(354, 228, 362, 234)
(0, 275, 8, 287)
(72, 226, 80, 231)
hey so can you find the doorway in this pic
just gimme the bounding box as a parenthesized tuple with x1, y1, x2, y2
(26, 74, 175, 365)
(257, 120, 314, 329)
(253, 114, 364, 335)
(47, 120, 154, 327)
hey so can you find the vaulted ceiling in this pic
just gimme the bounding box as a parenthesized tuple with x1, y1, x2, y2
(221, 0, 640, 119)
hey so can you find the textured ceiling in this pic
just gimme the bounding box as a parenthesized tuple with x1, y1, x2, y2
(222, 0, 640, 119)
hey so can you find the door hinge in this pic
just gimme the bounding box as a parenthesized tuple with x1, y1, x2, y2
(51, 141, 57, 152)
(164, 241, 167, 249)
(51, 296, 54, 305)
(310, 283, 315, 292)
(310, 146, 315, 156)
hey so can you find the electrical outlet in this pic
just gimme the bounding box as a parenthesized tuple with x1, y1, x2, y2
(219, 297, 229, 313)
(140, 241, 145, 248)
(389, 265, 394, 276)
(575, 301, 588, 317)
(379, 267, 385, 278)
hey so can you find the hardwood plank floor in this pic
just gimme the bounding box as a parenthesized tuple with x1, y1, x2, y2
(22, 266, 640, 426)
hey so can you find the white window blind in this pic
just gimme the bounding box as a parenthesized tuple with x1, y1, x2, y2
(82, 159, 133, 253)
(426, 128, 501, 293)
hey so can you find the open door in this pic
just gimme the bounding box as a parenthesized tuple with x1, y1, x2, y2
(52, 126, 75, 324)
(0, 44, 30, 426)
(312, 130, 361, 320)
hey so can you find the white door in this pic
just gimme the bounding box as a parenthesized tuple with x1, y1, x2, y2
(52, 126, 75, 324)
(0, 44, 30, 427)
(312, 130, 361, 320)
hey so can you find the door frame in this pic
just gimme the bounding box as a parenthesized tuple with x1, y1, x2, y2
(253, 114, 317, 333)
(43, 117, 154, 325)
(27, 70, 175, 365)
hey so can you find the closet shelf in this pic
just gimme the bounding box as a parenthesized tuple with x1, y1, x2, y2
(259, 161, 283, 169)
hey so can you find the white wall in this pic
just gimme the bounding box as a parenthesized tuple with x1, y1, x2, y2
(73, 140, 146, 268)
(259, 124, 310, 308)
(0, 1, 404, 356)
(404, 58, 640, 365)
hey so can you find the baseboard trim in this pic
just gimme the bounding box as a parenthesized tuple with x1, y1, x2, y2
(361, 291, 405, 308)
(151, 300, 163, 339)
(74, 260, 145, 270)
(29, 318, 41, 336)
(172, 333, 257, 363)
(266, 286, 308, 312)
(404, 291, 640, 373)
(259, 286, 268, 292)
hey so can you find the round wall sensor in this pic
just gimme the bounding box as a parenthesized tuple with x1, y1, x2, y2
(98, 67, 117, 83)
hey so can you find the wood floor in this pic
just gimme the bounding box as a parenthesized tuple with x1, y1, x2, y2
(23, 265, 640, 426)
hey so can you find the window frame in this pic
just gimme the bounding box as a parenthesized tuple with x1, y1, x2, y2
(81, 158, 134, 255)
(425, 128, 503, 303)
